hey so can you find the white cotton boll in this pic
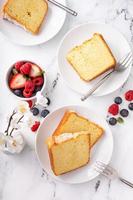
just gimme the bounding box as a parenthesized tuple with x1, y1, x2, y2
(23, 113, 36, 127)
(17, 101, 30, 114)
(36, 92, 48, 107)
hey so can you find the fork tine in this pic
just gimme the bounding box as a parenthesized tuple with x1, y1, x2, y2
(96, 161, 113, 174)
(123, 56, 133, 68)
(120, 52, 132, 65)
(119, 52, 132, 64)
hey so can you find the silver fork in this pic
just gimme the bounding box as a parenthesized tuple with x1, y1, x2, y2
(81, 52, 133, 101)
(94, 161, 133, 188)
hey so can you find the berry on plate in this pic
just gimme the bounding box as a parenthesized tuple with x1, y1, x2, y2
(9, 74, 27, 89)
(32, 76, 44, 86)
(15, 61, 25, 71)
(31, 121, 40, 132)
(41, 109, 50, 118)
(20, 62, 32, 75)
(120, 109, 129, 117)
(108, 104, 119, 116)
(25, 80, 35, 92)
(29, 64, 42, 78)
(109, 117, 117, 126)
(31, 107, 39, 116)
(23, 89, 32, 98)
(128, 103, 133, 111)
(114, 96, 122, 104)
(125, 90, 133, 101)
(27, 100, 33, 108)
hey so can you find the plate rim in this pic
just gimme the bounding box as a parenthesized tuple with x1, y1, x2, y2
(57, 22, 132, 97)
(35, 104, 114, 184)
(0, 0, 66, 46)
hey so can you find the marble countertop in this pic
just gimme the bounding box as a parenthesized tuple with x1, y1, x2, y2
(0, 0, 133, 199)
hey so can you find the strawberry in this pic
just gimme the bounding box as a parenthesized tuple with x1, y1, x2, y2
(29, 64, 42, 78)
(25, 80, 35, 92)
(27, 100, 33, 108)
(108, 104, 119, 115)
(31, 121, 40, 132)
(20, 62, 32, 75)
(32, 76, 44, 86)
(125, 90, 133, 101)
(15, 61, 25, 71)
(9, 74, 27, 89)
(23, 89, 33, 98)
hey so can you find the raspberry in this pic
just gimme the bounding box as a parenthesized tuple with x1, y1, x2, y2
(27, 100, 33, 108)
(20, 62, 31, 75)
(23, 89, 32, 98)
(15, 61, 25, 71)
(33, 76, 44, 86)
(108, 104, 119, 115)
(31, 121, 40, 132)
(125, 90, 133, 101)
(25, 80, 35, 92)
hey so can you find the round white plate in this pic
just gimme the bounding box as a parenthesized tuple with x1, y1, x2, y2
(58, 23, 132, 96)
(36, 105, 113, 184)
(0, 0, 66, 46)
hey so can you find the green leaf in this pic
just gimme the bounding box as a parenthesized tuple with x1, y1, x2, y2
(117, 117, 124, 124)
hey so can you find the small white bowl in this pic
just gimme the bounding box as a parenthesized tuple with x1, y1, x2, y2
(6, 60, 46, 101)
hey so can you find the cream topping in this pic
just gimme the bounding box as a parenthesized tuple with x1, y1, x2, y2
(54, 131, 89, 144)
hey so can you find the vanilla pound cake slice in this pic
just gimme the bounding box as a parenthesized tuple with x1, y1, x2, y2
(2, 0, 48, 34)
(67, 33, 116, 81)
(53, 111, 104, 147)
(46, 131, 90, 176)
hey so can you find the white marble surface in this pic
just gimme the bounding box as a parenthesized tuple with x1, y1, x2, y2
(0, 0, 133, 199)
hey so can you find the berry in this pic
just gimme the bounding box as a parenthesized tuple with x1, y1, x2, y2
(114, 97, 122, 104)
(128, 103, 133, 111)
(27, 100, 33, 108)
(31, 107, 39, 116)
(109, 117, 117, 126)
(41, 109, 50, 118)
(120, 109, 129, 117)
(32, 76, 44, 86)
(125, 90, 133, 101)
(29, 64, 42, 77)
(46, 97, 51, 105)
(20, 62, 32, 75)
(9, 74, 27, 89)
(31, 121, 40, 132)
(15, 61, 25, 71)
(108, 104, 119, 116)
(12, 68, 18, 75)
(34, 86, 42, 93)
(13, 89, 23, 97)
(25, 80, 35, 92)
(23, 89, 32, 98)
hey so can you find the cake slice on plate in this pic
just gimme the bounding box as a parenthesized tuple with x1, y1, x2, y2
(53, 111, 104, 147)
(66, 33, 116, 81)
(2, 0, 48, 34)
(46, 131, 90, 176)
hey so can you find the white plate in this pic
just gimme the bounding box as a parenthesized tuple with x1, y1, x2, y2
(0, 0, 66, 46)
(58, 23, 132, 96)
(36, 105, 113, 184)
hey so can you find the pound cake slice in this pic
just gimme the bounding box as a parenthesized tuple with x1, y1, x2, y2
(46, 131, 90, 176)
(2, 0, 48, 34)
(67, 33, 116, 81)
(53, 111, 104, 147)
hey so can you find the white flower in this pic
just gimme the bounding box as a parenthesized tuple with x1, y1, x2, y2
(36, 92, 48, 107)
(6, 134, 25, 154)
(17, 101, 30, 114)
(23, 113, 36, 127)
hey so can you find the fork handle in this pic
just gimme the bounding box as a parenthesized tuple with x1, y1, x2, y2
(81, 70, 114, 101)
(119, 177, 133, 188)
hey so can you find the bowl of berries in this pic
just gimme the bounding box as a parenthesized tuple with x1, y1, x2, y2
(6, 61, 46, 100)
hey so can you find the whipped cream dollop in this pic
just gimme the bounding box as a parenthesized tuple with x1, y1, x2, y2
(54, 131, 89, 144)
